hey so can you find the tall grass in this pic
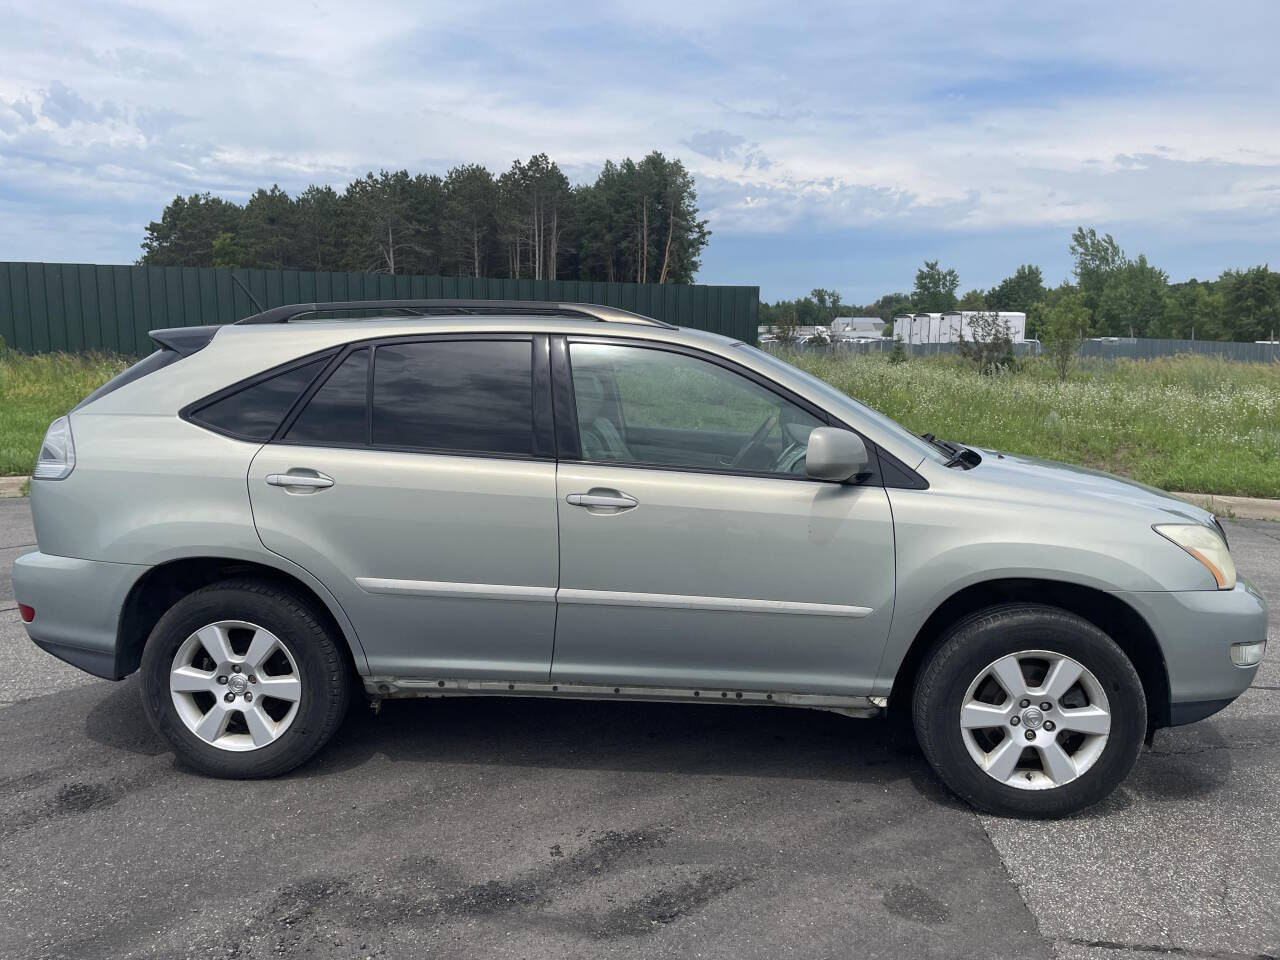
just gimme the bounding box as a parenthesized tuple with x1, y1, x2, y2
(0, 342, 129, 476)
(787, 352, 1280, 498)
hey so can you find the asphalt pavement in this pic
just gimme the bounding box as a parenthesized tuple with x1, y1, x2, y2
(0, 497, 1276, 960)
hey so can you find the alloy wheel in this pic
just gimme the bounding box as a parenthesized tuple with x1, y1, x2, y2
(959, 649, 1111, 790)
(169, 620, 302, 752)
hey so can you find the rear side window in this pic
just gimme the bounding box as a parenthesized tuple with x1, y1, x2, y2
(189, 357, 328, 440)
(285, 349, 368, 446)
(372, 341, 533, 456)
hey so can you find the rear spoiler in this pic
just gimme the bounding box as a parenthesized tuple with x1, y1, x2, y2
(149, 325, 222, 356)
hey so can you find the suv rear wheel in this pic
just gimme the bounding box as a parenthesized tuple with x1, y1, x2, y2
(912, 603, 1146, 818)
(140, 579, 351, 778)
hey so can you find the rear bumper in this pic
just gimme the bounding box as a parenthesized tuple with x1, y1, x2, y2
(11, 550, 149, 681)
(1116, 577, 1269, 726)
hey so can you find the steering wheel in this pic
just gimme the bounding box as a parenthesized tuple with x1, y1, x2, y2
(730, 412, 779, 468)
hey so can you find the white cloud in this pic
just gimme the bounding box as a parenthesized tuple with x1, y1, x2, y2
(0, 0, 1277, 293)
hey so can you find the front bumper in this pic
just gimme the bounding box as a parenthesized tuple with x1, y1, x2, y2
(12, 550, 149, 680)
(1115, 576, 1269, 726)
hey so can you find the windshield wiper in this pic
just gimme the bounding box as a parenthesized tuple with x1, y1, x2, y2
(922, 433, 981, 469)
(921, 433, 958, 456)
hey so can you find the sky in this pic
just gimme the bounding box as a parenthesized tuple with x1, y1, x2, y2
(1, 1, 1278, 302)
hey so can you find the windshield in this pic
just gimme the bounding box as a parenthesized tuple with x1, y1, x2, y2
(735, 344, 949, 465)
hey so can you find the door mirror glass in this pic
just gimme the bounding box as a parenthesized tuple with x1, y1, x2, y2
(805, 428, 870, 482)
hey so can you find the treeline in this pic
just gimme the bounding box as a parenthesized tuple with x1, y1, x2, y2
(761, 229, 1280, 343)
(139, 152, 711, 285)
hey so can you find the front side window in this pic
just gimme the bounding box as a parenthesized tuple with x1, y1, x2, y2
(372, 340, 534, 456)
(568, 343, 823, 475)
(735, 343, 948, 466)
(190, 356, 329, 440)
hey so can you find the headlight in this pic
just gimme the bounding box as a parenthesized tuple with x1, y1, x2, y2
(1154, 523, 1236, 590)
(32, 416, 76, 480)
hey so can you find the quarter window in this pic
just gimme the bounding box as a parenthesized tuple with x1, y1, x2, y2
(568, 343, 823, 475)
(190, 357, 329, 441)
(371, 340, 535, 456)
(286, 349, 368, 446)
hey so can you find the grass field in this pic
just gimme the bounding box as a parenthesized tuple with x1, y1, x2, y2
(1, 344, 1277, 498)
(786, 351, 1280, 498)
(0, 346, 129, 477)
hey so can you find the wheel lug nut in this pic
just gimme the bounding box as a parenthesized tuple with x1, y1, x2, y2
(1044, 720, 1055, 731)
(248, 675, 257, 684)
(1020, 699, 1030, 708)
(244, 692, 253, 702)
(232, 665, 241, 674)
(1010, 716, 1020, 726)
(1040, 701, 1052, 711)
(216, 676, 228, 685)
(1024, 730, 1036, 741)
(224, 692, 235, 703)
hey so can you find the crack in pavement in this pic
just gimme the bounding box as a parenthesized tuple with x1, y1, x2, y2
(974, 813, 1057, 959)
(1061, 937, 1280, 959)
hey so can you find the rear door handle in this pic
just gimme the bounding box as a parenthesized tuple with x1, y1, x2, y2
(566, 491, 638, 510)
(266, 472, 334, 490)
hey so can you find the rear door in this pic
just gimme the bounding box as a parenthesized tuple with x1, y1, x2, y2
(549, 338, 896, 696)
(248, 335, 560, 680)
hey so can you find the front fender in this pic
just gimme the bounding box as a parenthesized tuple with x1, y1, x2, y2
(873, 486, 1215, 695)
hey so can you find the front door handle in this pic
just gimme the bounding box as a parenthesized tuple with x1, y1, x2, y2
(266, 472, 334, 490)
(566, 490, 638, 510)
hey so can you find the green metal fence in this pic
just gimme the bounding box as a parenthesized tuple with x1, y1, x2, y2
(0, 262, 759, 356)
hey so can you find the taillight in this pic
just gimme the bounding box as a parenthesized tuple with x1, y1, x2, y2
(18, 604, 35, 623)
(33, 416, 75, 480)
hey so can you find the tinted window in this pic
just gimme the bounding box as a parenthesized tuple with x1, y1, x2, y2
(191, 357, 328, 440)
(286, 349, 368, 446)
(569, 343, 822, 475)
(372, 340, 534, 456)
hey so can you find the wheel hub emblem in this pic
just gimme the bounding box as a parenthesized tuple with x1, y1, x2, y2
(1021, 706, 1044, 730)
(228, 674, 249, 695)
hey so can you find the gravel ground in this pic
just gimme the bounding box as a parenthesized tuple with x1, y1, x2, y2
(0, 498, 1276, 959)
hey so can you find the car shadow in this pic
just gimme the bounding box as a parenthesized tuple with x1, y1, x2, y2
(83, 678, 959, 804)
(80, 678, 1240, 815)
(314, 694, 969, 809)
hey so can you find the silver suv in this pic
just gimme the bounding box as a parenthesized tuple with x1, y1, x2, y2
(14, 300, 1267, 817)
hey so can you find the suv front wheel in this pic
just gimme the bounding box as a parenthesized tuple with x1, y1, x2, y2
(912, 603, 1146, 818)
(140, 579, 352, 778)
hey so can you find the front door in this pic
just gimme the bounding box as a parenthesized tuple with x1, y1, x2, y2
(549, 339, 896, 696)
(249, 335, 560, 680)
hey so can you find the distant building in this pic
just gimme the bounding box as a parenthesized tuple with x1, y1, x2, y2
(891, 311, 1028, 345)
(758, 324, 831, 341)
(830, 316, 887, 338)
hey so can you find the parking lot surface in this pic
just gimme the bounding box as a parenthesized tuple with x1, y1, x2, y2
(1, 497, 1276, 959)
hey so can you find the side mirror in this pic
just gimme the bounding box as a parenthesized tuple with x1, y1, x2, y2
(805, 427, 870, 483)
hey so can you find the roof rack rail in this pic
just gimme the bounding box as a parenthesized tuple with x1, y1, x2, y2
(234, 299, 675, 329)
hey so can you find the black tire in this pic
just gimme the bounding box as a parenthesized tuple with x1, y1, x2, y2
(140, 578, 352, 778)
(912, 603, 1145, 818)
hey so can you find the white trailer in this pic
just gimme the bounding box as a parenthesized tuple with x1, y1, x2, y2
(892, 311, 1027, 345)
